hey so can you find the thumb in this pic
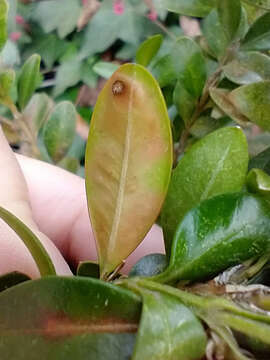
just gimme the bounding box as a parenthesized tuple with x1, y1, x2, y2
(0, 126, 71, 278)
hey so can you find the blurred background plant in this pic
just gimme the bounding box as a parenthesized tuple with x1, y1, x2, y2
(0, 0, 270, 176)
(0, 0, 180, 175)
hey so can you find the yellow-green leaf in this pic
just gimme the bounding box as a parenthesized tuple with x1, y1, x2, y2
(85, 64, 173, 279)
(17, 54, 41, 110)
(0, 0, 8, 52)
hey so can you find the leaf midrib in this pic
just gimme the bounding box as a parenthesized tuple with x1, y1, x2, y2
(106, 70, 136, 263)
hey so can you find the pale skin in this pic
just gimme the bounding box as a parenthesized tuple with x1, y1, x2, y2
(0, 127, 164, 278)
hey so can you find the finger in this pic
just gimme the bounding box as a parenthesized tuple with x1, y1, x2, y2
(17, 155, 165, 271)
(0, 127, 71, 278)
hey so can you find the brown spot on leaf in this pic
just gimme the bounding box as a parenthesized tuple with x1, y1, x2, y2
(42, 312, 138, 340)
(112, 80, 125, 96)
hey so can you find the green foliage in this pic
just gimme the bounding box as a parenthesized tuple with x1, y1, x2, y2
(0, 276, 140, 360)
(132, 288, 207, 360)
(0, 0, 8, 52)
(160, 0, 216, 17)
(17, 54, 41, 110)
(158, 193, 270, 283)
(43, 101, 76, 163)
(136, 34, 163, 67)
(1, 1, 270, 359)
(85, 64, 173, 279)
(161, 127, 248, 253)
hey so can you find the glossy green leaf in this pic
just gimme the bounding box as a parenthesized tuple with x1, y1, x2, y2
(132, 289, 206, 360)
(0, 0, 8, 52)
(203, 8, 248, 57)
(136, 34, 163, 67)
(0, 206, 55, 277)
(241, 12, 270, 50)
(129, 254, 167, 277)
(93, 61, 120, 79)
(153, 37, 206, 96)
(43, 101, 76, 163)
(23, 93, 54, 136)
(249, 146, 270, 174)
(246, 168, 270, 198)
(0, 272, 30, 293)
(85, 64, 173, 279)
(224, 51, 270, 85)
(158, 193, 270, 283)
(210, 87, 250, 124)
(217, 0, 242, 42)
(77, 261, 100, 278)
(228, 81, 270, 130)
(0, 68, 15, 107)
(0, 276, 141, 360)
(17, 54, 41, 110)
(202, 9, 230, 58)
(161, 127, 248, 254)
(159, 0, 216, 17)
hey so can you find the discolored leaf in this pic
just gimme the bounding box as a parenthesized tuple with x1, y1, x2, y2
(228, 81, 270, 130)
(217, 0, 242, 42)
(129, 254, 167, 278)
(0, 206, 55, 277)
(43, 101, 76, 163)
(23, 93, 54, 136)
(158, 193, 270, 284)
(136, 34, 163, 67)
(246, 168, 270, 199)
(241, 12, 270, 50)
(159, 0, 216, 17)
(161, 127, 248, 254)
(0, 0, 8, 52)
(224, 51, 270, 85)
(210, 87, 250, 124)
(17, 54, 41, 110)
(85, 64, 173, 279)
(242, 0, 270, 10)
(0, 276, 141, 360)
(132, 289, 207, 360)
(0, 68, 15, 107)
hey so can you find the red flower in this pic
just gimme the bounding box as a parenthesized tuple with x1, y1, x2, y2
(147, 9, 158, 21)
(15, 15, 25, 25)
(10, 32, 22, 42)
(113, 0, 124, 15)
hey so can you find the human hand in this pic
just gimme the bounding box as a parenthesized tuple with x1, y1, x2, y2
(0, 127, 164, 278)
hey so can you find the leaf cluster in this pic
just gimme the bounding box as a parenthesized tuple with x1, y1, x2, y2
(1, 0, 270, 359)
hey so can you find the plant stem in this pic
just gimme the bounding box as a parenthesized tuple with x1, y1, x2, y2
(7, 102, 41, 158)
(174, 66, 223, 165)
